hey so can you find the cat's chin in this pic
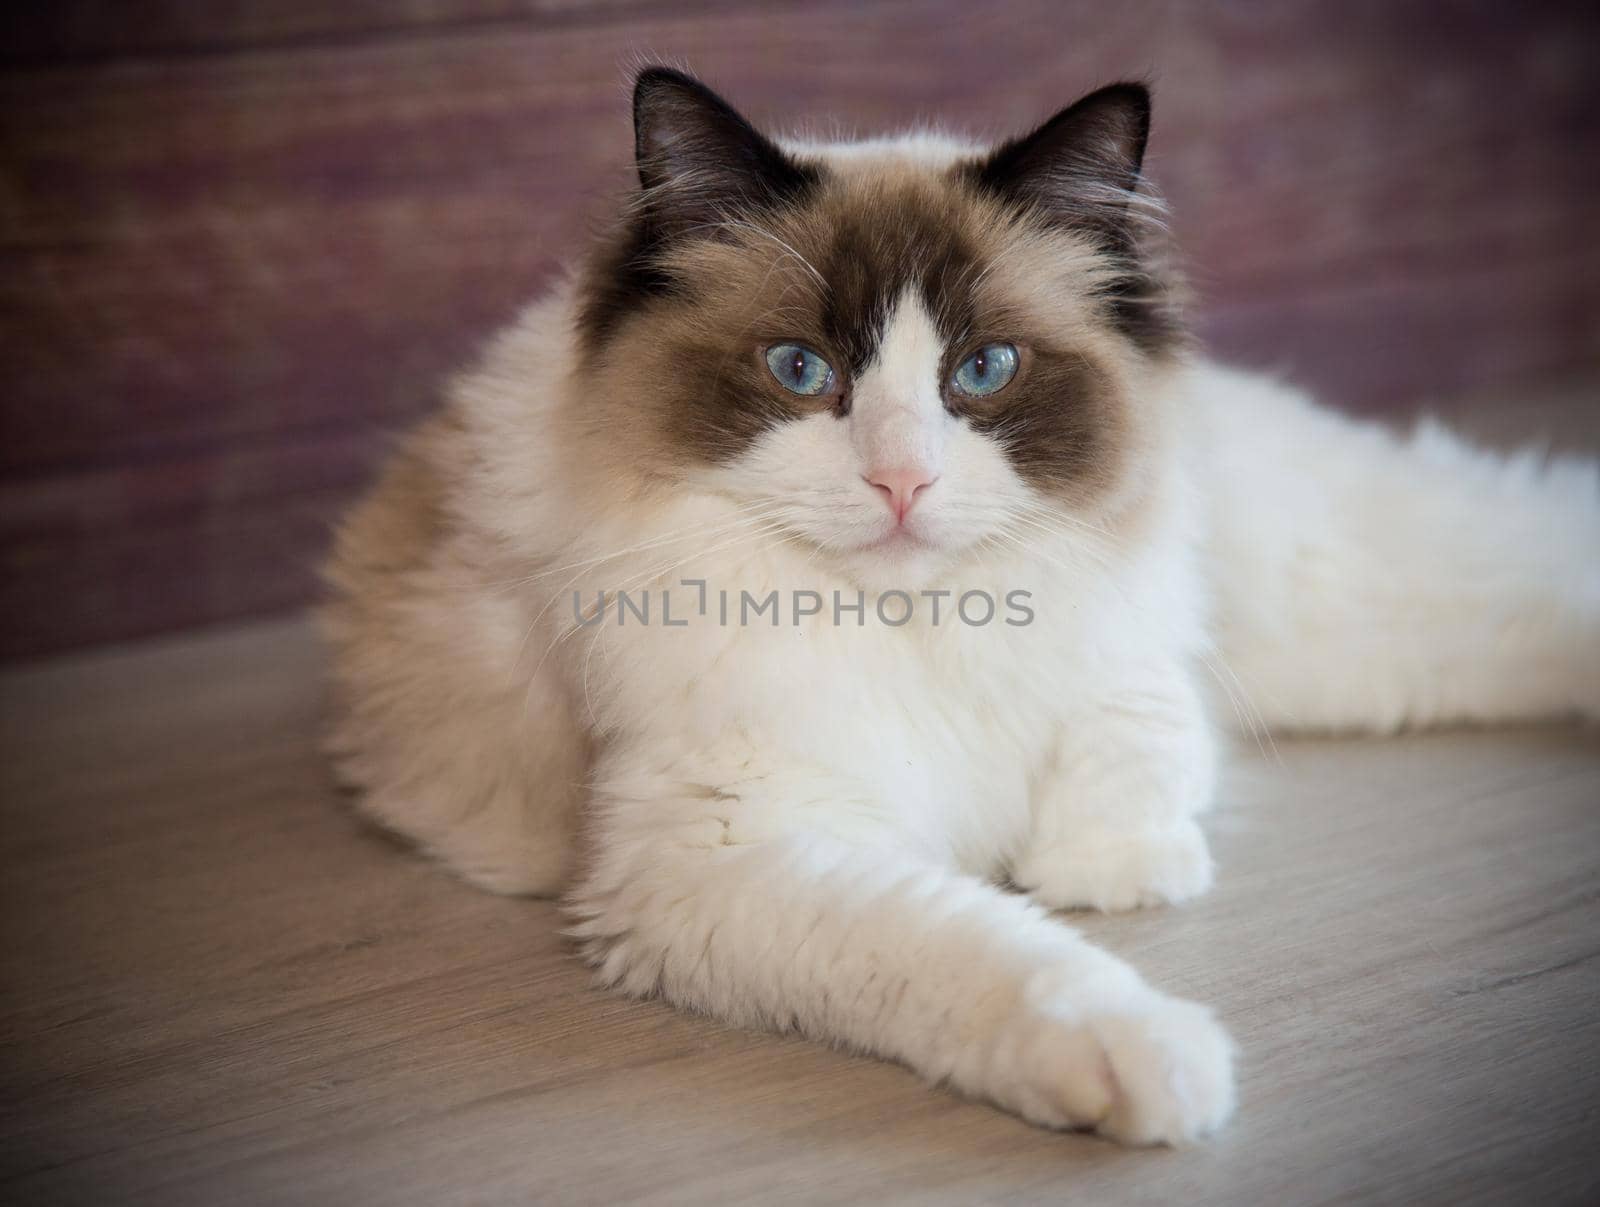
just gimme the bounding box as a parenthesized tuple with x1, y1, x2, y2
(833, 534, 960, 593)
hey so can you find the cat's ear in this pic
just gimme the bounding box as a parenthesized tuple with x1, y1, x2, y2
(632, 67, 816, 240)
(967, 83, 1152, 252)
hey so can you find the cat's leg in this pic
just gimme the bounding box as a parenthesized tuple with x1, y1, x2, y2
(325, 635, 586, 895)
(1011, 659, 1218, 913)
(570, 743, 1234, 1143)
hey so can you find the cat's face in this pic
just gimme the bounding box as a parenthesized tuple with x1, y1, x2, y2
(577, 70, 1181, 586)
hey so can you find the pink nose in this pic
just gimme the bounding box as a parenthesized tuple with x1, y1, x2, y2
(866, 466, 938, 523)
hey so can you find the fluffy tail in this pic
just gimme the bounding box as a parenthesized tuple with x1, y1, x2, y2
(1188, 364, 1600, 734)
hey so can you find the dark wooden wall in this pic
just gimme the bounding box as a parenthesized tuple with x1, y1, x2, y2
(3, 1, 1597, 661)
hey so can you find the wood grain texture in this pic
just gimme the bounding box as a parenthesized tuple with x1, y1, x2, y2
(0, 1, 785, 63)
(2, 619, 1598, 1205)
(2, 0, 1598, 658)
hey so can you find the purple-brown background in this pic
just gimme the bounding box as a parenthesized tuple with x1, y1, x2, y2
(2, 1, 1598, 660)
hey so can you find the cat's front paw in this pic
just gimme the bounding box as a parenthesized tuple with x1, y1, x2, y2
(988, 987, 1236, 1145)
(1012, 818, 1214, 913)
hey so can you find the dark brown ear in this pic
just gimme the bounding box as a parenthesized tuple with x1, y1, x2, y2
(966, 83, 1152, 253)
(632, 67, 817, 240)
(967, 83, 1181, 354)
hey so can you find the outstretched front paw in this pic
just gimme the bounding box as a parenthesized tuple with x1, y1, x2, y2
(1013, 819, 1214, 913)
(987, 985, 1236, 1144)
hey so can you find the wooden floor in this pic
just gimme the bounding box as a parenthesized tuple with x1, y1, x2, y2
(1, 613, 1596, 1206)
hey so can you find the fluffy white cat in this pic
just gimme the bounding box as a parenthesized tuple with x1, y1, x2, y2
(322, 68, 1600, 1144)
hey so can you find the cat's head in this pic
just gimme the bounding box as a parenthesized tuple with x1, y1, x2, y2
(576, 68, 1184, 587)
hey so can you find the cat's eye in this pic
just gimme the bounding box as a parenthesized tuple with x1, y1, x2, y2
(950, 343, 1020, 398)
(764, 343, 835, 397)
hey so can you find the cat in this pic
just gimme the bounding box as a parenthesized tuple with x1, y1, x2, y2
(322, 67, 1600, 1144)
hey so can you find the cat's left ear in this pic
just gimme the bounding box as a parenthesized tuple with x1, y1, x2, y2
(632, 67, 817, 241)
(966, 83, 1152, 252)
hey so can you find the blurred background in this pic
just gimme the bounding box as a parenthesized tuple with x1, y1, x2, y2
(2, 0, 1597, 662)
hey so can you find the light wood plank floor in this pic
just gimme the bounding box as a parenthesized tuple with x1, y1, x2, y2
(3, 389, 1599, 1204)
(3, 620, 1598, 1205)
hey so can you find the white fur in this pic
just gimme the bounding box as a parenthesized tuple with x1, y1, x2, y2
(1190, 363, 1600, 730)
(326, 148, 1599, 1145)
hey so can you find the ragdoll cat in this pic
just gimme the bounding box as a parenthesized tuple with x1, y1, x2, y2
(323, 68, 1600, 1144)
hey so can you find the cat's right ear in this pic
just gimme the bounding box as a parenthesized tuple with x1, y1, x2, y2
(631, 67, 817, 240)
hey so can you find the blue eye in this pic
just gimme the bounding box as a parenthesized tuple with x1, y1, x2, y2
(951, 343, 1020, 397)
(765, 343, 835, 396)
